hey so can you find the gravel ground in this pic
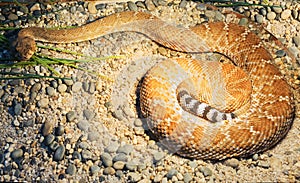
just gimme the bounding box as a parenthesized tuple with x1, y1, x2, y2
(0, 0, 300, 182)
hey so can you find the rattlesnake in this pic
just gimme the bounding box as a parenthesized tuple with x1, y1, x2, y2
(15, 11, 295, 160)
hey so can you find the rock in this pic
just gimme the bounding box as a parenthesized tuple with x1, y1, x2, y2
(281, 9, 291, 20)
(87, 2, 97, 14)
(14, 103, 22, 116)
(267, 11, 276, 20)
(49, 141, 59, 151)
(153, 151, 164, 162)
(128, 172, 141, 182)
(167, 168, 178, 178)
(72, 82, 82, 92)
(53, 145, 65, 161)
(55, 126, 64, 136)
(293, 36, 300, 47)
(90, 165, 100, 174)
(30, 83, 41, 92)
(57, 84, 67, 93)
(42, 121, 53, 136)
(83, 109, 94, 120)
(11, 149, 23, 160)
(63, 79, 73, 86)
(8, 13, 18, 20)
(44, 134, 55, 146)
(113, 161, 125, 170)
(72, 151, 82, 161)
(81, 150, 93, 160)
(88, 82, 95, 94)
(272, 6, 282, 14)
(88, 131, 100, 141)
(145, 0, 155, 11)
(105, 141, 119, 153)
(66, 111, 76, 122)
(101, 153, 113, 167)
(128, 1, 138, 11)
(46, 87, 56, 96)
(66, 164, 76, 175)
(224, 158, 240, 168)
(255, 14, 264, 23)
(103, 167, 115, 175)
(12, 119, 20, 127)
(200, 166, 212, 177)
(117, 144, 133, 155)
(125, 160, 138, 171)
(183, 173, 193, 183)
(275, 50, 286, 57)
(37, 98, 49, 108)
(113, 153, 128, 162)
(77, 120, 90, 132)
(257, 161, 270, 168)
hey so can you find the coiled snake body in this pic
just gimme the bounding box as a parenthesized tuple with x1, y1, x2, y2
(15, 11, 295, 160)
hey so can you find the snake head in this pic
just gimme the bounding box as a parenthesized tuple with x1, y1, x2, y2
(14, 36, 36, 60)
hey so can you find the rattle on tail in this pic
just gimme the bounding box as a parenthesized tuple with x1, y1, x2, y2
(15, 11, 294, 160)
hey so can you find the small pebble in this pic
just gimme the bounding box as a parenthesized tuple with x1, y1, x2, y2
(117, 144, 133, 155)
(57, 84, 67, 93)
(275, 50, 286, 57)
(90, 165, 100, 175)
(125, 160, 138, 171)
(42, 121, 53, 136)
(183, 173, 193, 183)
(267, 11, 276, 20)
(113, 161, 125, 170)
(200, 166, 212, 177)
(12, 119, 20, 127)
(153, 151, 165, 162)
(11, 149, 23, 160)
(128, 1, 138, 11)
(66, 111, 76, 122)
(83, 109, 94, 120)
(8, 13, 18, 20)
(46, 87, 56, 96)
(37, 98, 49, 108)
(281, 9, 291, 20)
(128, 172, 141, 182)
(255, 14, 264, 23)
(224, 158, 240, 168)
(55, 126, 64, 136)
(72, 151, 82, 161)
(88, 82, 96, 94)
(53, 145, 65, 161)
(103, 167, 116, 175)
(293, 36, 300, 47)
(101, 153, 113, 167)
(81, 150, 93, 160)
(72, 82, 82, 92)
(272, 6, 282, 13)
(66, 164, 76, 175)
(63, 79, 73, 86)
(113, 153, 128, 162)
(105, 141, 119, 153)
(44, 134, 55, 146)
(167, 168, 178, 178)
(49, 141, 59, 151)
(31, 83, 42, 92)
(77, 120, 90, 132)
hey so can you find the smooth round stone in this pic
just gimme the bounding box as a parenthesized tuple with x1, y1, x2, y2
(103, 167, 115, 175)
(128, 1, 138, 11)
(72, 82, 82, 92)
(78, 141, 89, 149)
(37, 98, 49, 108)
(105, 141, 119, 153)
(81, 150, 93, 160)
(23, 119, 34, 127)
(113, 153, 128, 162)
(88, 132, 100, 141)
(88, 82, 95, 93)
(66, 164, 76, 175)
(267, 11, 276, 20)
(238, 18, 248, 26)
(183, 173, 193, 183)
(11, 149, 23, 160)
(255, 14, 264, 23)
(42, 121, 53, 136)
(12, 119, 20, 127)
(57, 84, 67, 93)
(125, 160, 138, 171)
(292, 9, 298, 19)
(200, 166, 212, 177)
(117, 144, 133, 155)
(272, 6, 282, 13)
(66, 111, 76, 122)
(167, 168, 178, 178)
(259, 8, 267, 16)
(46, 87, 56, 96)
(83, 109, 94, 120)
(55, 126, 64, 136)
(113, 161, 125, 170)
(101, 152, 113, 167)
(51, 80, 58, 88)
(77, 120, 90, 132)
(31, 83, 41, 92)
(224, 158, 240, 168)
(72, 151, 82, 161)
(90, 165, 100, 175)
(53, 145, 65, 161)
(257, 161, 270, 168)
(8, 13, 18, 20)
(63, 79, 74, 86)
(153, 151, 165, 162)
(44, 134, 55, 146)
(275, 50, 286, 57)
(281, 9, 291, 20)
(134, 119, 143, 127)
(145, 0, 155, 11)
(82, 81, 89, 91)
(293, 36, 300, 47)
